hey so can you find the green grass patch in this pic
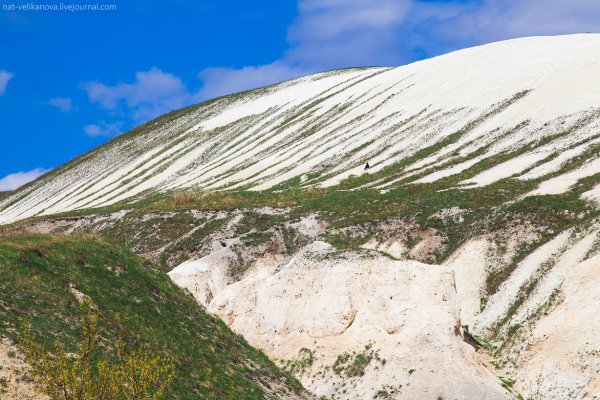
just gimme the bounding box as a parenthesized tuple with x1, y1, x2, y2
(0, 233, 304, 399)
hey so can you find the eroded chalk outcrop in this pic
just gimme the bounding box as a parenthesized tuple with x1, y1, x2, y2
(170, 241, 509, 399)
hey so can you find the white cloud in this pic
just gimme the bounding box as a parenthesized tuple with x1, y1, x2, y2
(196, 0, 413, 100)
(287, 0, 412, 68)
(293, 0, 410, 39)
(83, 64, 307, 124)
(46, 97, 73, 112)
(408, 0, 600, 54)
(81, 0, 600, 122)
(196, 62, 307, 100)
(476, 0, 600, 40)
(195, 0, 600, 100)
(0, 70, 14, 96)
(0, 168, 50, 191)
(83, 67, 192, 122)
(83, 120, 123, 137)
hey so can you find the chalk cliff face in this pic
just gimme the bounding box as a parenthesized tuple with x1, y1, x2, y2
(166, 221, 600, 400)
(6, 34, 600, 399)
(170, 241, 510, 400)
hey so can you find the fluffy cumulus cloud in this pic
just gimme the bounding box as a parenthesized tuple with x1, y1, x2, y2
(196, 0, 413, 100)
(472, 0, 600, 40)
(83, 67, 192, 122)
(196, 0, 600, 99)
(196, 62, 307, 101)
(46, 97, 73, 112)
(0, 168, 50, 191)
(0, 70, 14, 96)
(83, 120, 124, 137)
(83, 0, 600, 124)
(286, 0, 412, 69)
(409, 0, 600, 54)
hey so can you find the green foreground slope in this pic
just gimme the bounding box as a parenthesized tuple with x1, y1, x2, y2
(0, 234, 304, 399)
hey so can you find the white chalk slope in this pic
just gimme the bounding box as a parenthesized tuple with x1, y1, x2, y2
(2, 34, 600, 224)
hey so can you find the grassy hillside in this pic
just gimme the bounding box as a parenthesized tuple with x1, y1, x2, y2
(37, 161, 599, 266)
(0, 191, 12, 201)
(0, 233, 305, 400)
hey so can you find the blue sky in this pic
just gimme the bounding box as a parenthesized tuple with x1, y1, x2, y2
(1, 0, 600, 190)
